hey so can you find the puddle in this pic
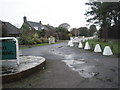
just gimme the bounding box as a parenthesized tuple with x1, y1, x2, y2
(62, 60, 99, 78)
(58, 46, 64, 48)
(50, 51, 62, 56)
(63, 60, 85, 65)
(50, 49, 55, 51)
(62, 59, 85, 71)
(96, 77, 112, 82)
(77, 69, 99, 78)
(110, 68, 116, 72)
(75, 58, 85, 62)
(64, 54, 75, 60)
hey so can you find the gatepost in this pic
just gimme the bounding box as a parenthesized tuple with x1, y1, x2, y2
(0, 37, 19, 65)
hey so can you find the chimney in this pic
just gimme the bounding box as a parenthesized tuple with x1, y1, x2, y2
(39, 21, 41, 24)
(23, 16, 27, 23)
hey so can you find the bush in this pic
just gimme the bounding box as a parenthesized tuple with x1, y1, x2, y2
(20, 24, 36, 45)
(18, 38, 24, 45)
(34, 38, 42, 44)
(18, 37, 36, 45)
(40, 37, 49, 43)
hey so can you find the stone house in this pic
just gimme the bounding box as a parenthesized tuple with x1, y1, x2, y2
(21, 16, 56, 38)
(21, 16, 48, 32)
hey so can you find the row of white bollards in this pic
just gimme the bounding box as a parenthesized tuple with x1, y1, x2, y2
(68, 40, 113, 56)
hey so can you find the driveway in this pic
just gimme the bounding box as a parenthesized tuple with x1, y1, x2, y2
(3, 42, 119, 88)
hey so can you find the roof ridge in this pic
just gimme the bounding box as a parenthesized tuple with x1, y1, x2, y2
(27, 21, 41, 24)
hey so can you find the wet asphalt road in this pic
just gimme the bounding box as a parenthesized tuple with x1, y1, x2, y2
(3, 42, 119, 88)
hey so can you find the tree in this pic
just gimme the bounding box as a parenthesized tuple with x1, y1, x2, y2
(55, 26, 68, 40)
(67, 33, 72, 37)
(70, 28, 78, 36)
(45, 29, 54, 38)
(89, 25, 97, 36)
(85, 2, 120, 39)
(44, 24, 56, 38)
(79, 27, 89, 37)
(37, 29, 45, 38)
(59, 23, 70, 30)
(19, 24, 34, 45)
(85, 2, 120, 27)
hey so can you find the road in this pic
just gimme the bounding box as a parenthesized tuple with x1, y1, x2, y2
(3, 42, 119, 88)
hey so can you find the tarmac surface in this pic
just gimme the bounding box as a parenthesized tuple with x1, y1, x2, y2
(3, 42, 119, 88)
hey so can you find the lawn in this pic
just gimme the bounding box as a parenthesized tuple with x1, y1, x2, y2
(85, 39, 120, 55)
(19, 40, 66, 50)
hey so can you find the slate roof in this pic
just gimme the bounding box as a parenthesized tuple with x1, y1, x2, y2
(26, 21, 48, 31)
(44, 24, 55, 30)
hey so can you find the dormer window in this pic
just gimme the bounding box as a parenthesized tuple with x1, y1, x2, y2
(34, 26, 38, 30)
(41, 26, 44, 30)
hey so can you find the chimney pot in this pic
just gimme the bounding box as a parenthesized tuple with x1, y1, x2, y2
(23, 16, 27, 23)
(39, 21, 41, 24)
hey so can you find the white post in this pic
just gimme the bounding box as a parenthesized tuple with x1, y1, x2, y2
(13, 37, 19, 65)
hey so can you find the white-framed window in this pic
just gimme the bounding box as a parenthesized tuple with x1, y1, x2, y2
(34, 27, 38, 30)
(41, 26, 44, 30)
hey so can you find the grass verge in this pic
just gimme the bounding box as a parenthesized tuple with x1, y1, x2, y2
(19, 40, 66, 50)
(84, 39, 120, 55)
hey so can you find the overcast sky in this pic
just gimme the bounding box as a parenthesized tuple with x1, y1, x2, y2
(0, 0, 90, 29)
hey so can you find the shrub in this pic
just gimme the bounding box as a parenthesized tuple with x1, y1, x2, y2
(34, 38, 42, 44)
(40, 37, 49, 43)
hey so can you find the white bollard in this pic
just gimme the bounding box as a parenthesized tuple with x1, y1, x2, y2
(68, 40, 71, 46)
(19, 50, 23, 56)
(48, 37, 51, 44)
(94, 44, 102, 53)
(70, 37, 73, 40)
(103, 46, 113, 56)
(78, 41, 83, 48)
(52, 37, 55, 43)
(70, 40, 74, 47)
(84, 42, 90, 50)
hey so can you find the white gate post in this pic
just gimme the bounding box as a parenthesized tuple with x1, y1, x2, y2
(13, 37, 19, 65)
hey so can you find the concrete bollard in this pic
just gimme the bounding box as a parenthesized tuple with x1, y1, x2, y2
(103, 46, 113, 56)
(94, 44, 102, 53)
(84, 42, 90, 50)
(78, 41, 83, 48)
(19, 50, 23, 56)
(70, 40, 74, 47)
(68, 40, 71, 46)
